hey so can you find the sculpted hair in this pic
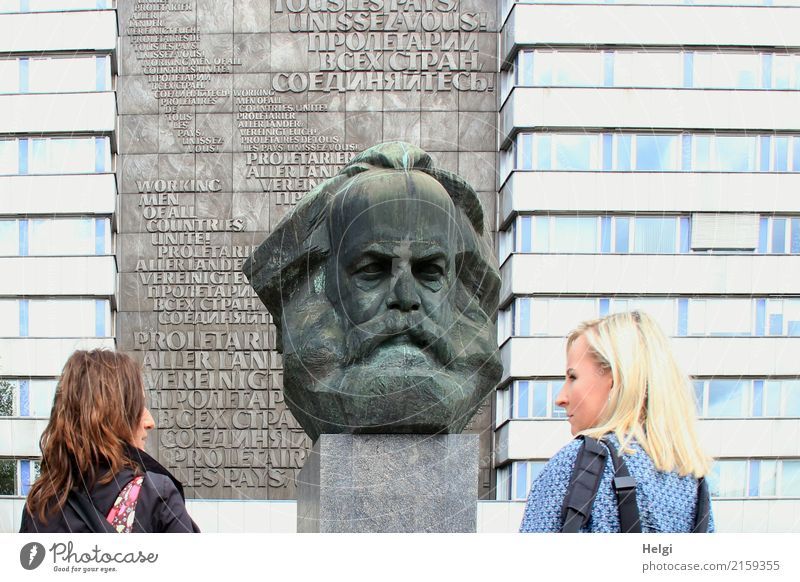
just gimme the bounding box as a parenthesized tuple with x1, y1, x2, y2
(243, 141, 499, 348)
(568, 311, 711, 478)
(25, 350, 145, 523)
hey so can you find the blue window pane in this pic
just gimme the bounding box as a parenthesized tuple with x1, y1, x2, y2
(708, 380, 747, 417)
(600, 216, 611, 253)
(95, 300, 106, 337)
(599, 298, 609, 317)
(615, 135, 631, 171)
(95, 137, 105, 173)
(554, 135, 595, 170)
(18, 219, 28, 256)
(635, 135, 678, 171)
(18, 139, 28, 175)
(786, 381, 800, 415)
(752, 380, 764, 417)
(634, 217, 676, 254)
(782, 461, 800, 496)
(683, 52, 693, 88)
(614, 217, 629, 252)
(536, 135, 552, 170)
(716, 136, 757, 172)
(520, 134, 533, 170)
(94, 218, 105, 255)
(20, 461, 31, 496)
(762, 54, 773, 88)
(793, 137, 800, 172)
(694, 135, 711, 171)
(95, 56, 106, 91)
(516, 381, 530, 418)
(19, 58, 29, 93)
(532, 382, 548, 417)
(20, 0, 30, 12)
(97, 0, 106, 10)
(792, 219, 800, 253)
(678, 298, 689, 337)
(515, 463, 529, 500)
(681, 135, 692, 171)
(788, 321, 800, 337)
(517, 298, 531, 336)
(772, 218, 786, 253)
(679, 217, 690, 253)
(553, 217, 597, 253)
(602, 134, 612, 170)
(693, 381, 704, 415)
(760, 136, 771, 172)
(19, 299, 29, 337)
(748, 460, 760, 497)
(755, 299, 766, 336)
(758, 217, 769, 253)
(768, 314, 782, 336)
(603, 52, 614, 87)
(19, 379, 30, 416)
(774, 137, 789, 172)
(519, 216, 532, 252)
(534, 216, 549, 252)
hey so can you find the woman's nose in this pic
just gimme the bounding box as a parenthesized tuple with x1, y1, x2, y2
(143, 408, 155, 430)
(554, 385, 568, 408)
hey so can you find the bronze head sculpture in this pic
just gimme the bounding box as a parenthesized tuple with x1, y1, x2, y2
(244, 142, 502, 442)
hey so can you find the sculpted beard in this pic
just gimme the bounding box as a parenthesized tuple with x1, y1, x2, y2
(343, 310, 456, 368)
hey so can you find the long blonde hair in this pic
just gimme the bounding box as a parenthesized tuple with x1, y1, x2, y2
(569, 311, 711, 478)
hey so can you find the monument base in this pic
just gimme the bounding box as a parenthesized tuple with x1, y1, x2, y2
(297, 433, 479, 533)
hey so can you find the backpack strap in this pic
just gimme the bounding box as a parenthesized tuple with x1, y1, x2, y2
(692, 477, 710, 533)
(66, 489, 116, 533)
(106, 475, 145, 533)
(560, 436, 608, 533)
(602, 437, 642, 533)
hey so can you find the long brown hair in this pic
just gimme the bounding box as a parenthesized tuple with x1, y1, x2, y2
(26, 350, 145, 523)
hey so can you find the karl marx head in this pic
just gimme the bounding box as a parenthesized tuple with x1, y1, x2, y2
(244, 142, 502, 442)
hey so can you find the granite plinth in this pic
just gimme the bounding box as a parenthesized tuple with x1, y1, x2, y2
(297, 434, 479, 533)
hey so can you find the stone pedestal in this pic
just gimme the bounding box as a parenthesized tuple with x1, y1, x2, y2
(297, 434, 479, 533)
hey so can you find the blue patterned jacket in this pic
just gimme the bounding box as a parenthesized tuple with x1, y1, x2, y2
(519, 434, 715, 533)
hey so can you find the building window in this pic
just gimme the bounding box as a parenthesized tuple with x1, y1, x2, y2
(0, 137, 110, 176)
(0, 0, 108, 13)
(0, 218, 111, 256)
(759, 216, 800, 254)
(501, 380, 566, 419)
(0, 459, 40, 497)
(0, 379, 58, 418)
(0, 299, 111, 338)
(514, 47, 800, 90)
(509, 215, 689, 255)
(708, 459, 800, 498)
(514, 132, 800, 173)
(694, 378, 800, 418)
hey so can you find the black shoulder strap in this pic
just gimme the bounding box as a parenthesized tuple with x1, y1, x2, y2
(560, 437, 608, 533)
(602, 438, 642, 533)
(692, 477, 710, 533)
(66, 490, 116, 533)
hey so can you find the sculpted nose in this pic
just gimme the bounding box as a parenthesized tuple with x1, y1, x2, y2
(386, 268, 421, 312)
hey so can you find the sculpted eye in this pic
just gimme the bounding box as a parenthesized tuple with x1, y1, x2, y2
(355, 261, 388, 278)
(413, 261, 445, 280)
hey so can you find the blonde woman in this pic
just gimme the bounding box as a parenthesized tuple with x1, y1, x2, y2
(519, 311, 713, 533)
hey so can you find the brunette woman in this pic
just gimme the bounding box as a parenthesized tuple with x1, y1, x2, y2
(20, 349, 199, 533)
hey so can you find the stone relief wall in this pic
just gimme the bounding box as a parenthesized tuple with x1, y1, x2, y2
(117, 0, 499, 500)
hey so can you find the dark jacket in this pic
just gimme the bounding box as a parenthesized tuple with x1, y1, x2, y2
(20, 447, 199, 533)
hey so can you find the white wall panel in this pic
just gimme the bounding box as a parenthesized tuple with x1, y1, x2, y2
(0, 92, 116, 134)
(0, 338, 115, 377)
(0, 419, 49, 457)
(500, 336, 800, 382)
(0, 256, 116, 297)
(501, 88, 800, 145)
(0, 11, 117, 53)
(504, 4, 800, 56)
(0, 174, 116, 216)
(500, 172, 800, 220)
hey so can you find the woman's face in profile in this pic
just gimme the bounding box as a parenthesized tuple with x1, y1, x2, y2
(133, 407, 155, 449)
(556, 334, 613, 435)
